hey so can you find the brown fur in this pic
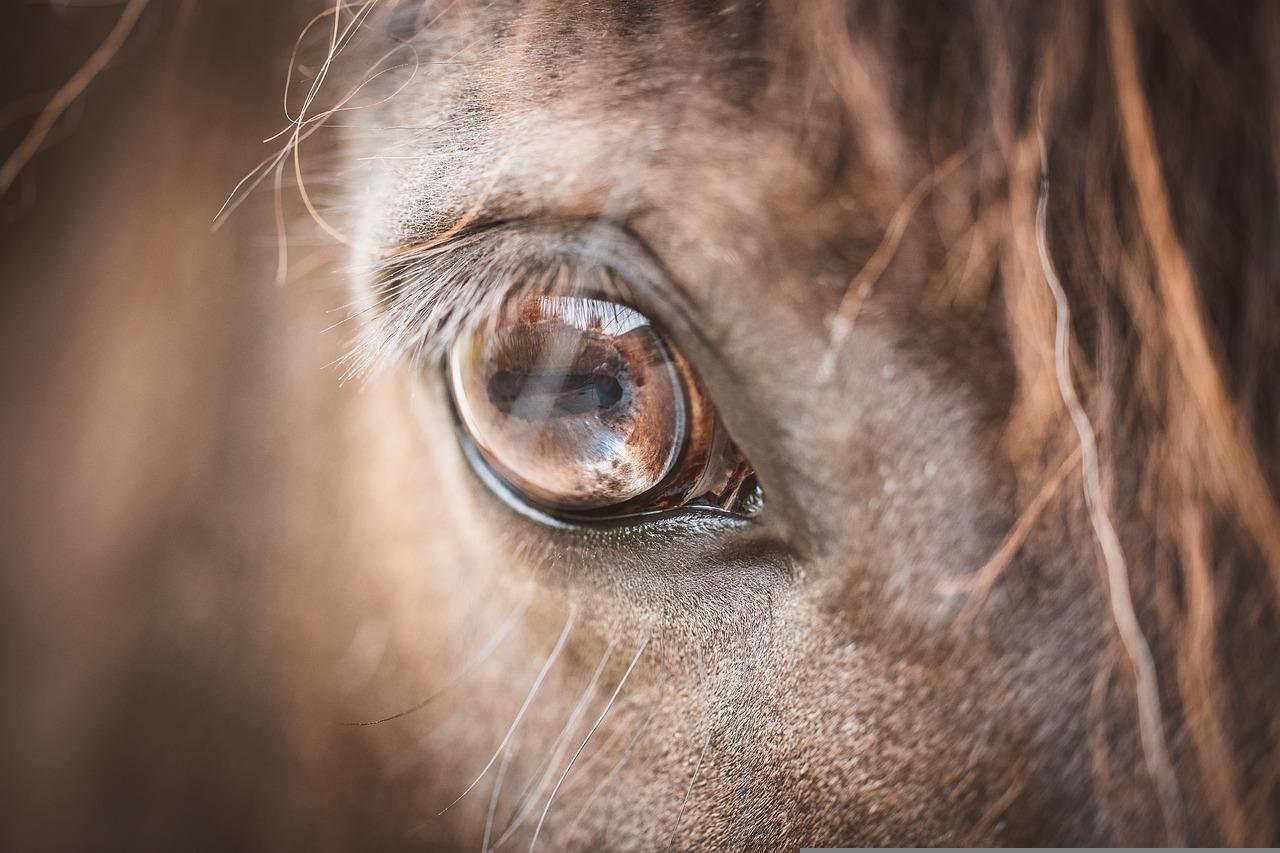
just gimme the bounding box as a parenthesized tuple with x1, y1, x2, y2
(2, 0, 1278, 848)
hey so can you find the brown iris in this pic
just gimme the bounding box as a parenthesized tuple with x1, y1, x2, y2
(448, 292, 758, 518)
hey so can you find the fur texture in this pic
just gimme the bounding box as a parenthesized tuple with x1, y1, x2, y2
(2, 0, 1278, 849)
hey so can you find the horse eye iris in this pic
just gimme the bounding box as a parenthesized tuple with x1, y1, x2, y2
(449, 295, 685, 510)
(448, 293, 759, 519)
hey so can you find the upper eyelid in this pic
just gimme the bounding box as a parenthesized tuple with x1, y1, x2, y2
(381, 218, 667, 294)
(345, 218, 700, 379)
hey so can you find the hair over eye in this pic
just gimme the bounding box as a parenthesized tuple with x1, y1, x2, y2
(448, 290, 759, 520)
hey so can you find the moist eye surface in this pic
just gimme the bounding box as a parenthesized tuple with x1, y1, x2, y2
(450, 294, 686, 510)
(447, 288, 761, 520)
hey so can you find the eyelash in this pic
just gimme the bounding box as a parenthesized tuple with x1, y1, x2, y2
(344, 222, 647, 380)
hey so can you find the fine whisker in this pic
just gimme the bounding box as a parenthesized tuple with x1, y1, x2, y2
(528, 637, 651, 852)
(664, 640, 711, 853)
(339, 588, 533, 726)
(483, 735, 518, 853)
(559, 689, 663, 840)
(490, 638, 618, 850)
(441, 603, 577, 815)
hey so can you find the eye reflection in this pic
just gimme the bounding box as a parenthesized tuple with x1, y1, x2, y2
(448, 291, 760, 519)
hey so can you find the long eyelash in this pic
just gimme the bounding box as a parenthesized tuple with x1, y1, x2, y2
(340, 228, 620, 381)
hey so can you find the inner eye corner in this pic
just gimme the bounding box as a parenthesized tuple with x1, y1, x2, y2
(444, 283, 762, 525)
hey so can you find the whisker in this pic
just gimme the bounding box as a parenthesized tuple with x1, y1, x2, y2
(483, 735, 518, 853)
(490, 638, 618, 850)
(339, 587, 533, 726)
(440, 603, 577, 815)
(664, 640, 710, 853)
(563, 640, 670, 842)
(528, 637, 650, 852)
(559, 689, 662, 840)
(550, 697, 638, 803)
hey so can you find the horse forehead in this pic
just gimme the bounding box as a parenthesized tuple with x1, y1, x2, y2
(351, 4, 887, 256)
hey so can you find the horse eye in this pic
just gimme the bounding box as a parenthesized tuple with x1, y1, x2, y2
(447, 291, 760, 520)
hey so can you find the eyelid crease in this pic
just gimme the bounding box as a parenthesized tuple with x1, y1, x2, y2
(342, 220, 667, 381)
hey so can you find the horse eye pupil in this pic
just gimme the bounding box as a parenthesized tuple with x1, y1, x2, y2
(591, 374, 625, 408)
(486, 370, 625, 418)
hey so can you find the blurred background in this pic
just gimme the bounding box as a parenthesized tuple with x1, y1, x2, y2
(1, 4, 416, 849)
